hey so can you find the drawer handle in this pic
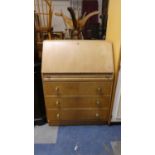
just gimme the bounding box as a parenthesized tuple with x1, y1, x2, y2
(55, 87, 59, 91)
(96, 100, 100, 105)
(96, 113, 99, 117)
(56, 100, 60, 106)
(97, 87, 102, 93)
(56, 113, 60, 119)
(55, 87, 59, 94)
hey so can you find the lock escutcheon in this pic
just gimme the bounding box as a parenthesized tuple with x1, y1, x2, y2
(56, 113, 60, 119)
(56, 100, 60, 106)
(55, 87, 59, 92)
(96, 113, 99, 117)
(97, 87, 102, 93)
(55, 87, 60, 95)
(96, 100, 100, 105)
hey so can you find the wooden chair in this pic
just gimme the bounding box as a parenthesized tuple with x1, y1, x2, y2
(34, 0, 53, 58)
(34, 0, 53, 42)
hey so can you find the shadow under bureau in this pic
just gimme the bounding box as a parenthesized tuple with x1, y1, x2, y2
(41, 40, 114, 125)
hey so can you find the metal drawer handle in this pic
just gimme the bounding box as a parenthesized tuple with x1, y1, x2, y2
(56, 100, 60, 106)
(56, 113, 60, 119)
(96, 113, 99, 117)
(97, 87, 102, 92)
(55, 87, 59, 91)
(55, 87, 60, 95)
(96, 100, 100, 105)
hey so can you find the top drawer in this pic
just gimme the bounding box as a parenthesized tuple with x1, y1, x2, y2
(43, 81, 113, 96)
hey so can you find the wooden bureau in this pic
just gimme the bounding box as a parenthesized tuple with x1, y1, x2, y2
(41, 40, 114, 125)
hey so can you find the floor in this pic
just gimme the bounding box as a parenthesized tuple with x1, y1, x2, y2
(34, 124, 121, 155)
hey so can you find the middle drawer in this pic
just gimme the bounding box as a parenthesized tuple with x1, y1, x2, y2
(45, 96, 111, 109)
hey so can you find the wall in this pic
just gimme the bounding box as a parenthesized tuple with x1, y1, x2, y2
(52, 0, 71, 32)
(106, 0, 121, 122)
(111, 68, 121, 122)
(106, 0, 121, 73)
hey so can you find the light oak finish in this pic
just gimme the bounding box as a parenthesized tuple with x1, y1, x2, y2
(43, 81, 113, 96)
(42, 41, 114, 125)
(45, 96, 111, 109)
(43, 73, 113, 81)
(41, 40, 113, 74)
(46, 109, 108, 122)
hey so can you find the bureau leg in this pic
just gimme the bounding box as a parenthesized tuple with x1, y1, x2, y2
(108, 121, 112, 126)
(108, 115, 112, 125)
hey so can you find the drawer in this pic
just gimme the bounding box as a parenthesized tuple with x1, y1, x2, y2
(45, 96, 111, 109)
(43, 81, 113, 96)
(47, 109, 109, 121)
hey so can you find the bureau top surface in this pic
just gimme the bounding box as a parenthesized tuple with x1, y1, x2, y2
(41, 40, 114, 74)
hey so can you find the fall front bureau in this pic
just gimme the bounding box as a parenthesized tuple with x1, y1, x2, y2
(41, 40, 114, 125)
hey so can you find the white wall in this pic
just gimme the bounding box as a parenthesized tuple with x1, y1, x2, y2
(52, 0, 71, 32)
(111, 68, 121, 122)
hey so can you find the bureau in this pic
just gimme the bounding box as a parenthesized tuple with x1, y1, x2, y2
(41, 40, 114, 125)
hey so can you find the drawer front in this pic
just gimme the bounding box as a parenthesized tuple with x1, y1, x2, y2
(47, 109, 109, 121)
(43, 81, 113, 96)
(45, 97, 111, 109)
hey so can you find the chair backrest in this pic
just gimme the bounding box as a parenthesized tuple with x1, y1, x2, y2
(34, 0, 52, 31)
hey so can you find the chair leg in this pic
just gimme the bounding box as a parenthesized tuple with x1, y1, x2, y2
(48, 32, 52, 39)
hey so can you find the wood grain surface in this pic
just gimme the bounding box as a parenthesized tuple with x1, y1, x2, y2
(41, 40, 114, 74)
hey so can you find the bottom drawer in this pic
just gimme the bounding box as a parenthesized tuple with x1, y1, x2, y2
(47, 109, 109, 123)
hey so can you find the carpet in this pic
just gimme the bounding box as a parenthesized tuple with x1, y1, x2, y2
(34, 125, 121, 155)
